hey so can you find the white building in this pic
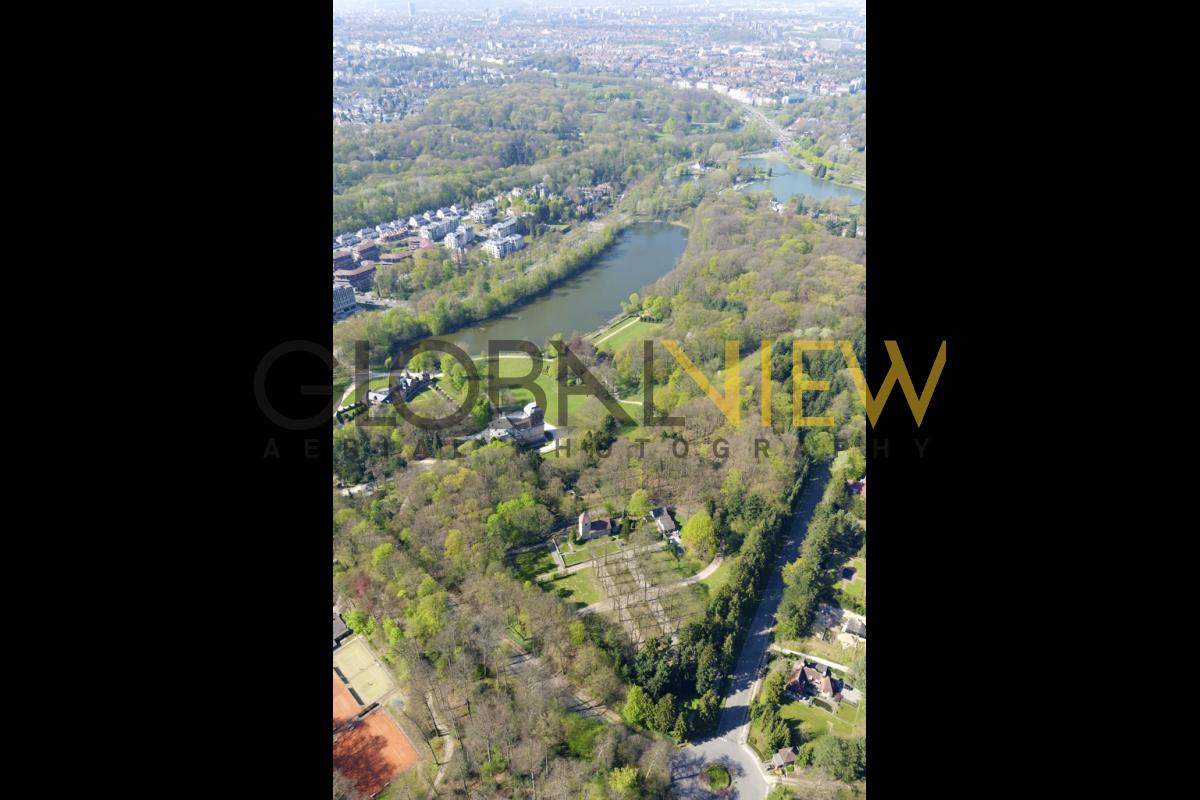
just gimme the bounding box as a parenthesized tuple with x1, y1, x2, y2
(483, 234, 524, 259)
(333, 283, 357, 320)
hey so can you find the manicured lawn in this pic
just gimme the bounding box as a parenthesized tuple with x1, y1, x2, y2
(838, 557, 866, 608)
(476, 354, 644, 433)
(544, 569, 603, 607)
(594, 319, 665, 354)
(699, 551, 741, 595)
(779, 697, 865, 738)
(558, 533, 626, 566)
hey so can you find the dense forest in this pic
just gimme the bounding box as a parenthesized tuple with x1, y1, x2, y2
(333, 191, 867, 796)
(332, 77, 773, 380)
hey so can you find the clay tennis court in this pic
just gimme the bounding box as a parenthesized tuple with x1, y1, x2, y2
(333, 670, 359, 730)
(332, 707, 419, 796)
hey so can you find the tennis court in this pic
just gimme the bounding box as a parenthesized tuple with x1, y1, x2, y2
(333, 670, 359, 730)
(333, 636, 396, 707)
(332, 707, 419, 796)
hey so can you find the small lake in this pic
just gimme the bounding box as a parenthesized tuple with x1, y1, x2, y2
(441, 221, 688, 357)
(740, 155, 865, 206)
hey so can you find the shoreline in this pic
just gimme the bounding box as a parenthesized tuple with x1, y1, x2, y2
(339, 218, 687, 368)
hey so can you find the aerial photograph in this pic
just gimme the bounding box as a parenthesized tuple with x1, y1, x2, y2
(331, 2, 867, 798)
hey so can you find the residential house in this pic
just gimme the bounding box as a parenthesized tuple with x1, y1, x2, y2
(333, 250, 355, 271)
(648, 507, 676, 536)
(767, 747, 797, 772)
(844, 618, 866, 639)
(785, 662, 841, 700)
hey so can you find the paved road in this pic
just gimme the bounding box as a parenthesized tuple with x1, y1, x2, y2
(424, 692, 455, 800)
(670, 464, 831, 800)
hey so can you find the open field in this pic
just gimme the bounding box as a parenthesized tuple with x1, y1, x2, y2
(476, 353, 645, 432)
(595, 319, 665, 354)
(334, 637, 396, 706)
(776, 637, 864, 668)
(332, 708, 419, 797)
(544, 569, 604, 608)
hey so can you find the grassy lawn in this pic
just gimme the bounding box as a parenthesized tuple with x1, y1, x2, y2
(779, 696, 865, 738)
(544, 569, 604, 608)
(564, 714, 606, 759)
(775, 637, 863, 668)
(557, 533, 626, 566)
(643, 547, 699, 580)
(699, 551, 741, 595)
(702, 764, 731, 791)
(837, 557, 866, 608)
(476, 354, 644, 433)
(594, 319, 665, 354)
(511, 548, 555, 582)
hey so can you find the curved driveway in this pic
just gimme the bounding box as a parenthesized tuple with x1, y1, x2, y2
(670, 464, 831, 800)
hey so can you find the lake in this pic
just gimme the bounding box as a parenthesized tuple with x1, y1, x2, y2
(740, 155, 865, 206)
(440, 221, 688, 357)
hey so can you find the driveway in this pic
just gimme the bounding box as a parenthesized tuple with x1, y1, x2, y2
(670, 464, 831, 800)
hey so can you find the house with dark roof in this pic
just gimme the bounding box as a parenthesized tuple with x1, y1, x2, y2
(334, 262, 377, 291)
(648, 506, 676, 535)
(352, 240, 380, 262)
(785, 661, 842, 701)
(333, 609, 351, 648)
(844, 618, 866, 638)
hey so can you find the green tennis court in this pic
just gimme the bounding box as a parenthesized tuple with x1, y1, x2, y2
(333, 637, 395, 706)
